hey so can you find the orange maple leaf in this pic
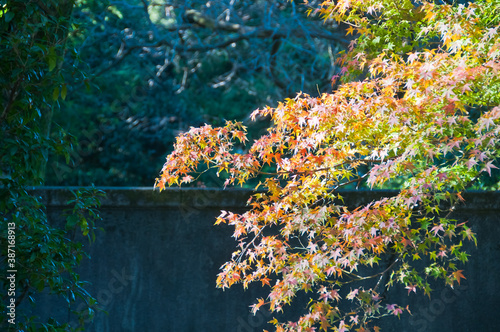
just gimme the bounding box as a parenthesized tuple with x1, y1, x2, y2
(452, 270, 466, 285)
(260, 277, 271, 287)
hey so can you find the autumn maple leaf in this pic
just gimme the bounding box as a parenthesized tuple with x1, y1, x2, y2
(452, 270, 466, 285)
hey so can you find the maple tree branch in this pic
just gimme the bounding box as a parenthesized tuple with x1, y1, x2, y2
(373, 254, 401, 295)
(256, 157, 393, 177)
(153, 1, 500, 328)
(337, 254, 401, 287)
(333, 173, 369, 190)
(236, 227, 265, 264)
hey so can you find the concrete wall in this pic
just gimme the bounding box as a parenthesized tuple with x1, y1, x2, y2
(32, 188, 500, 331)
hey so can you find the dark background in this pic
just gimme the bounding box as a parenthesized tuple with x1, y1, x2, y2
(46, 0, 348, 187)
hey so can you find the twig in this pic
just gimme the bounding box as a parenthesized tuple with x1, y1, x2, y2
(1, 78, 21, 123)
(236, 227, 265, 263)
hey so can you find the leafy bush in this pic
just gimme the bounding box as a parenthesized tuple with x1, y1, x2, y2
(1, 1, 103, 330)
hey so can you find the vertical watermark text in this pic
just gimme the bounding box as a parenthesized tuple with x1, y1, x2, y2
(6, 222, 17, 325)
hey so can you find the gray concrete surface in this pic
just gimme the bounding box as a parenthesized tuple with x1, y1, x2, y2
(28, 188, 500, 331)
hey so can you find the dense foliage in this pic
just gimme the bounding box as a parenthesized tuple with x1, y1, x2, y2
(157, 0, 500, 330)
(1, 1, 103, 330)
(45, 0, 348, 186)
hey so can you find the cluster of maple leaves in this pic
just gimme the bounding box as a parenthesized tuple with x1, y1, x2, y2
(157, 0, 500, 331)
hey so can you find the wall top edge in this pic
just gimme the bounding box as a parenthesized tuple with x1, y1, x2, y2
(31, 187, 500, 211)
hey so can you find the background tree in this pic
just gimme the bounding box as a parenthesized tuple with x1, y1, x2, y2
(157, 0, 500, 330)
(1, 1, 103, 330)
(46, 0, 349, 186)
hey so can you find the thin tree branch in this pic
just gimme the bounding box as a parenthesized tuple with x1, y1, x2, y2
(1, 78, 22, 123)
(92, 18, 349, 79)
